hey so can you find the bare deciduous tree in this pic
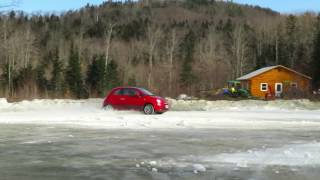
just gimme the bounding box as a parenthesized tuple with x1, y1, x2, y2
(198, 26, 225, 89)
(1, 16, 11, 95)
(23, 24, 36, 68)
(105, 23, 116, 67)
(165, 28, 178, 95)
(231, 24, 249, 79)
(0, 1, 21, 96)
(146, 24, 162, 89)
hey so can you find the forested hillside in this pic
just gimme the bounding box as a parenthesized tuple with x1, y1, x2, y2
(0, 0, 320, 99)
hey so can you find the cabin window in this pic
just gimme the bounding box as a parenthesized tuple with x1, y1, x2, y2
(260, 83, 268, 91)
(291, 82, 298, 88)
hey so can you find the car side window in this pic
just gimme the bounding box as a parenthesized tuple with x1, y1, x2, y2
(113, 89, 123, 95)
(113, 88, 139, 96)
(122, 88, 131, 96)
(129, 89, 139, 96)
(122, 88, 138, 96)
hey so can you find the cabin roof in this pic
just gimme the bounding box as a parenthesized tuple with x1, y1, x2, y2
(237, 65, 312, 80)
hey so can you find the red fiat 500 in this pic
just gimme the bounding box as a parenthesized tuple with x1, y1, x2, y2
(103, 87, 169, 114)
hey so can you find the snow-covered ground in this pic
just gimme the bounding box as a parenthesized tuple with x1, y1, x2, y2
(1, 98, 320, 130)
(1, 98, 320, 179)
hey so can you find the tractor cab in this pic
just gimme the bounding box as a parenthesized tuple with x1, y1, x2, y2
(223, 80, 250, 97)
(227, 81, 241, 90)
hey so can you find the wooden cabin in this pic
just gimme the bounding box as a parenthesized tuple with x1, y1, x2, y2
(237, 65, 312, 98)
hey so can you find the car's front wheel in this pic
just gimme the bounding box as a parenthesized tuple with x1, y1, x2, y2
(143, 104, 154, 115)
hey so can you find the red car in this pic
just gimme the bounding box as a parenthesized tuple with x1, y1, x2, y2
(103, 87, 169, 114)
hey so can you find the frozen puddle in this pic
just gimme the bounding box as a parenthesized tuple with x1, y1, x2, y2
(207, 142, 320, 167)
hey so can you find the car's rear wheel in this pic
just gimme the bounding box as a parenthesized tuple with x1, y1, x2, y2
(103, 104, 114, 111)
(143, 104, 154, 115)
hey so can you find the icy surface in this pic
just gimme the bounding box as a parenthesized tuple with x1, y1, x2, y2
(192, 164, 206, 172)
(206, 142, 320, 167)
(2, 125, 320, 180)
(0, 97, 320, 180)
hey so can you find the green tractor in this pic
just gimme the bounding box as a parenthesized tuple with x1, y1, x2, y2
(223, 80, 250, 98)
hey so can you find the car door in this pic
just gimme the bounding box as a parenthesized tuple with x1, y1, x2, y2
(126, 88, 145, 110)
(110, 88, 126, 109)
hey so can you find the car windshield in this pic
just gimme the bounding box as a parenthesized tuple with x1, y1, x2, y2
(139, 88, 153, 96)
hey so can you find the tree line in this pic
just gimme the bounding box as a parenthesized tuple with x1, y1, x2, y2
(0, 0, 320, 99)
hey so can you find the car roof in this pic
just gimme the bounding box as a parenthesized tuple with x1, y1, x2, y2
(113, 87, 144, 91)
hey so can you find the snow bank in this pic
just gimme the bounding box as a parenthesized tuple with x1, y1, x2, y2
(0, 98, 320, 130)
(0, 98, 102, 112)
(1, 98, 320, 112)
(168, 98, 320, 111)
(0, 98, 10, 109)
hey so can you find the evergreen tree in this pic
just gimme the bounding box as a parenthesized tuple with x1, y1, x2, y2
(35, 63, 49, 95)
(180, 30, 197, 92)
(312, 29, 320, 89)
(0, 63, 15, 96)
(277, 33, 289, 66)
(86, 55, 106, 96)
(14, 64, 38, 97)
(286, 15, 297, 37)
(66, 44, 85, 98)
(285, 15, 298, 68)
(105, 59, 120, 90)
(185, 0, 210, 8)
(50, 48, 64, 96)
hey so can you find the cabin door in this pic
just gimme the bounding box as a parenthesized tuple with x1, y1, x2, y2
(275, 83, 283, 97)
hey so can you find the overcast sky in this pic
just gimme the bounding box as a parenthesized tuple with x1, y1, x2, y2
(0, 0, 319, 13)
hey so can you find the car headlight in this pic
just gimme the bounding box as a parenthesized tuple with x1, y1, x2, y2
(156, 99, 162, 106)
